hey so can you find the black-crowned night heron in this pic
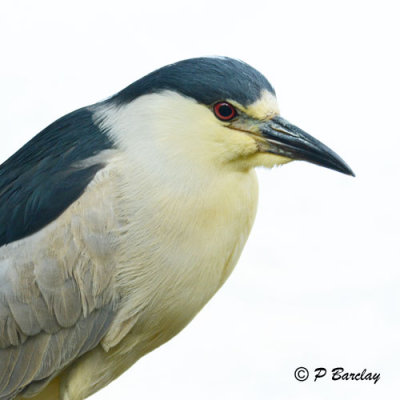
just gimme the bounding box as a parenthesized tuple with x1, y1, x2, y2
(0, 57, 353, 400)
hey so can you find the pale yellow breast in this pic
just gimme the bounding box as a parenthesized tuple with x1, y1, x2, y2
(103, 158, 259, 352)
(59, 160, 259, 400)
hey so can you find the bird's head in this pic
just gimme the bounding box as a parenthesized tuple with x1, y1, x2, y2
(105, 57, 354, 176)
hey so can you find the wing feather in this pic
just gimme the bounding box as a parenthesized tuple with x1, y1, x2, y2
(0, 106, 120, 399)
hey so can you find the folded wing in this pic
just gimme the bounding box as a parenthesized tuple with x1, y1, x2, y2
(0, 107, 118, 399)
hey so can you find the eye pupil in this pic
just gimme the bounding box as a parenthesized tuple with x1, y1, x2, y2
(219, 104, 232, 117)
(214, 102, 236, 121)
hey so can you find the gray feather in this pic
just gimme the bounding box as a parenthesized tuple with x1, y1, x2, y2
(0, 308, 114, 399)
(0, 188, 118, 399)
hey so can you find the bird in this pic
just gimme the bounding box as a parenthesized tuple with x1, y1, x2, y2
(0, 56, 354, 400)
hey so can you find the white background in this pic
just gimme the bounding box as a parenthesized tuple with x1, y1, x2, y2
(1, 1, 399, 399)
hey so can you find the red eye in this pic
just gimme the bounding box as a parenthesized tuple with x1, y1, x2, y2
(213, 102, 237, 121)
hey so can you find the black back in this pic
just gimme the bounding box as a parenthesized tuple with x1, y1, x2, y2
(0, 108, 114, 246)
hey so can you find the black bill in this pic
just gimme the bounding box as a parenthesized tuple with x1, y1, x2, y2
(260, 116, 355, 176)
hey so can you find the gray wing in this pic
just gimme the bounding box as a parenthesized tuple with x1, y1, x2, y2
(0, 107, 119, 399)
(0, 188, 118, 399)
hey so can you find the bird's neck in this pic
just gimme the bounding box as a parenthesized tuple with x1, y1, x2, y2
(93, 98, 260, 353)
